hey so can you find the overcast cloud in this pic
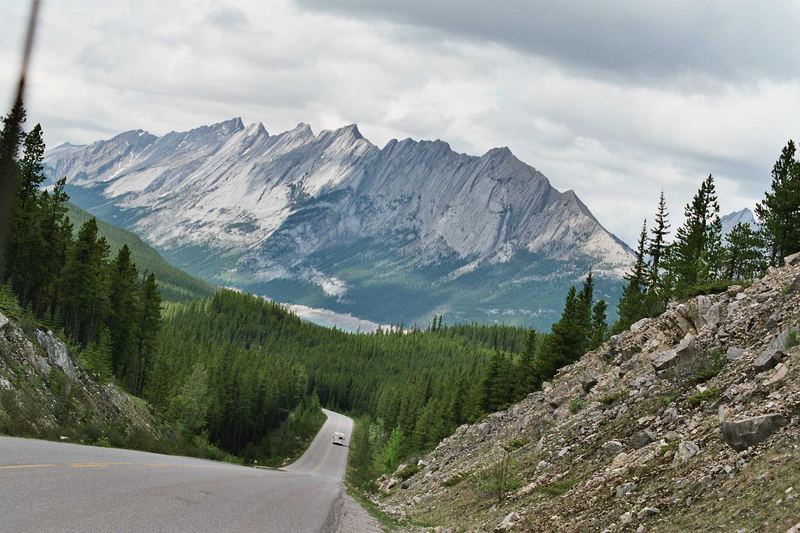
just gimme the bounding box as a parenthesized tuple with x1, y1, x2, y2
(2, 0, 799, 245)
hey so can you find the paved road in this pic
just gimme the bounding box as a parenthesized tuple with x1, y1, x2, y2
(0, 409, 355, 532)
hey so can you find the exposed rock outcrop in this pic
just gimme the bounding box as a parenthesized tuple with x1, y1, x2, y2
(0, 312, 155, 440)
(379, 257, 800, 531)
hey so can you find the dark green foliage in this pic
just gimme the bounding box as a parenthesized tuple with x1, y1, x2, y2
(724, 222, 766, 281)
(66, 203, 214, 302)
(756, 140, 800, 266)
(671, 175, 723, 291)
(614, 221, 652, 333)
(589, 299, 608, 350)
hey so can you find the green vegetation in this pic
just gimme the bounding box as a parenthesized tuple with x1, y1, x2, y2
(569, 397, 586, 414)
(537, 477, 578, 496)
(599, 389, 629, 405)
(785, 331, 798, 350)
(66, 203, 214, 303)
(614, 139, 800, 332)
(685, 387, 721, 408)
(474, 444, 521, 503)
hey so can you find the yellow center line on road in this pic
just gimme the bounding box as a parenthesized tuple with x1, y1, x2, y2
(0, 463, 55, 470)
(70, 463, 110, 468)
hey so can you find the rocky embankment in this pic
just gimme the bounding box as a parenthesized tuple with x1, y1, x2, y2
(0, 310, 155, 443)
(379, 254, 800, 532)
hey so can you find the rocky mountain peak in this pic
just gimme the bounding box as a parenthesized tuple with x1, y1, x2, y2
(44, 118, 634, 328)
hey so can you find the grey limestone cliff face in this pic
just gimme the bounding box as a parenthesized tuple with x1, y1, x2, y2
(45, 119, 634, 327)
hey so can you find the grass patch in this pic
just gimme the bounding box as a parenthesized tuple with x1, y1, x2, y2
(785, 331, 798, 350)
(660, 441, 679, 456)
(685, 387, 721, 408)
(662, 391, 680, 406)
(509, 438, 528, 450)
(599, 389, 629, 405)
(569, 397, 586, 414)
(344, 479, 405, 531)
(689, 350, 725, 384)
(443, 472, 469, 487)
(537, 477, 578, 496)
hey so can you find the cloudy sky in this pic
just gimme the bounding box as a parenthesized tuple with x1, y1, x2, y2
(3, 0, 800, 245)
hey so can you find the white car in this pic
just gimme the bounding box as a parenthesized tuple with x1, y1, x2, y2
(332, 432, 346, 446)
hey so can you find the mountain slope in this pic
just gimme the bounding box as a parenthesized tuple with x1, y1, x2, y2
(46, 119, 633, 328)
(378, 253, 800, 532)
(66, 203, 214, 302)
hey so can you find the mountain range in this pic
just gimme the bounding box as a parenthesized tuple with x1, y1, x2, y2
(44, 118, 635, 328)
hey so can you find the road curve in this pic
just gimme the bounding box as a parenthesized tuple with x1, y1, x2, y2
(0, 408, 354, 532)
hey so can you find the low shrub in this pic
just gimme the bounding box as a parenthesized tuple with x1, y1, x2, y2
(685, 387, 721, 408)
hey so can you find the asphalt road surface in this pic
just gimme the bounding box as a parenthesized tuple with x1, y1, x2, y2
(0, 409, 356, 532)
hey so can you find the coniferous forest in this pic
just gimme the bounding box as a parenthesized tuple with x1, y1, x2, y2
(2, 104, 800, 483)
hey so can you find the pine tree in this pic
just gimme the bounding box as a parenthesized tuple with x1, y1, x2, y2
(513, 329, 538, 399)
(589, 299, 608, 350)
(0, 101, 26, 272)
(59, 218, 111, 346)
(378, 425, 405, 474)
(755, 140, 800, 265)
(613, 220, 649, 333)
(648, 191, 670, 287)
(132, 273, 161, 394)
(672, 175, 721, 291)
(107, 245, 140, 381)
(80, 329, 114, 382)
(724, 222, 765, 281)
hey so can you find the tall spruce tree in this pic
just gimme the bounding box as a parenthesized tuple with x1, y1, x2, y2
(59, 219, 111, 346)
(589, 299, 608, 350)
(648, 191, 670, 287)
(107, 245, 140, 380)
(672, 175, 722, 291)
(755, 140, 800, 265)
(132, 273, 161, 394)
(724, 222, 765, 281)
(613, 220, 649, 333)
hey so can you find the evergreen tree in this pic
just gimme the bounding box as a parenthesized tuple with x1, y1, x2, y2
(132, 273, 161, 394)
(513, 329, 538, 399)
(107, 245, 140, 381)
(613, 220, 649, 333)
(378, 425, 405, 474)
(59, 218, 111, 346)
(671, 175, 722, 291)
(79, 329, 114, 382)
(755, 140, 800, 265)
(589, 299, 608, 350)
(648, 191, 670, 287)
(724, 222, 765, 281)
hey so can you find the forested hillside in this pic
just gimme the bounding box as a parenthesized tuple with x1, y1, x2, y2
(66, 203, 214, 303)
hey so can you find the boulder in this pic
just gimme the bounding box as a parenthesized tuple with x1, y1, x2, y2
(0, 310, 9, 330)
(629, 429, 656, 449)
(601, 440, 625, 456)
(726, 347, 745, 362)
(726, 285, 744, 296)
(753, 348, 784, 373)
(637, 507, 660, 518)
(34, 329, 76, 382)
(784, 251, 800, 266)
(615, 482, 636, 498)
(630, 317, 650, 332)
(704, 302, 723, 330)
(651, 336, 698, 371)
(762, 363, 788, 388)
(766, 313, 782, 329)
(721, 414, 789, 451)
(674, 441, 700, 463)
(494, 512, 520, 532)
